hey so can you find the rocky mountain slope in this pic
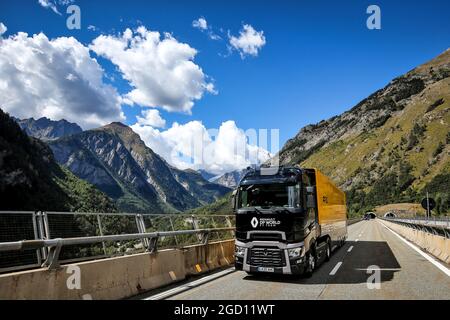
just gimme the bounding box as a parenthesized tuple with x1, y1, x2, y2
(49, 122, 230, 213)
(0, 108, 116, 212)
(14, 117, 82, 141)
(275, 49, 450, 214)
(198, 169, 217, 181)
(211, 170, 246, 188)
(171, 168, 231, 204)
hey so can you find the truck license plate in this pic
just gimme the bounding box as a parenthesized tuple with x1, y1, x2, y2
(257, 267, 275, 272)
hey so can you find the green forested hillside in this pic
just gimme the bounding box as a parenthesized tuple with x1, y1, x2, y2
(277, 49, 450, 215)
(187, 192, 234, 215)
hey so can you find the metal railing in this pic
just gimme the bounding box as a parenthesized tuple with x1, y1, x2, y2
(390, 216, 450, 227)
(382, 216, 450, 239)
(0, 211, 235, 273)
(0, 227, 235, 270)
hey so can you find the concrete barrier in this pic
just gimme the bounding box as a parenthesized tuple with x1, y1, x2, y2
(348, 218, 362, 226)
(0, 239, 235, 300)
(206, 240, 234, 270)
(183, 243, 210, 276)
(381, 220, 450, 265)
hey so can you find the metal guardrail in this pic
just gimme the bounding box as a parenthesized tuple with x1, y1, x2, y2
(382, 217, 450, 239)
(0, 211, 235, 273)
(390, 216, 450, 227)
(0, 227, 235, 270)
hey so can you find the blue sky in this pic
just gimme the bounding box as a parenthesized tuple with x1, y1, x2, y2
(0, 0, 449, 173)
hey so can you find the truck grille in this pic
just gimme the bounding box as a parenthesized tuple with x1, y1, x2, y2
(249, 233, 282, 241)
(247, 247, 286, 268)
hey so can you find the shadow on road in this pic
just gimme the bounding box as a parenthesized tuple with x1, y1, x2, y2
(243, 241, 401, 285)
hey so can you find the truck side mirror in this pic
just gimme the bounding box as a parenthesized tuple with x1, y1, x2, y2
(231, 189, 237, 210)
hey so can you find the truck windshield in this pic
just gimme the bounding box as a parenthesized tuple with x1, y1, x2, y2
(238, 184, 301, 209)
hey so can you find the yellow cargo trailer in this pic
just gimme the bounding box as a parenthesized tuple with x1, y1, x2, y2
(311, 168, 347, 245)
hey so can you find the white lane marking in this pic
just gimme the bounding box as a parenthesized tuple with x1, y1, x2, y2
(144, 268, 235, 300)
(380, 222, 450, 277)
(356, 268, 400, 271)
(329, 262, 343, 276)
(347, 246, 354, 253)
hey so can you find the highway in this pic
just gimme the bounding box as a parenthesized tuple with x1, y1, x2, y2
(140, 220, 450, 300)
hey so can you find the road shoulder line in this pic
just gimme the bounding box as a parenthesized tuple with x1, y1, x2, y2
(143, 267, 236, 300)
(379, 220, 450, 277)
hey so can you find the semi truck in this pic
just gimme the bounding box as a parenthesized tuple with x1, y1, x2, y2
(232, 166, 347, 276)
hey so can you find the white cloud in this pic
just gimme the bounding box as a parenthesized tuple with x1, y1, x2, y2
(90, 27, 216, 114)
(0, 31, 125, 129)
(192, 17, 208, 30)
(0, 23, 7, 36)
(192, 17, 221, 41)
(38, 0, 74, 15)
(131, 120, 272, 175)
(208, 33, 222, 41)
(58, 0, 75, 5)
(229, 24, 266, 58)
(87, 25, 98, 32)
(38, 0, 61, 15)
(136, 109, 166, 128)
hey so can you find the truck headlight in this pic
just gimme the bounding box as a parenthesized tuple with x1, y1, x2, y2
(235, 246, 245, 258)
(288, 247, 304, 259)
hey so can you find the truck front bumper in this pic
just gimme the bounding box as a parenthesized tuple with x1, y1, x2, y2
(234, 240, 307, 275)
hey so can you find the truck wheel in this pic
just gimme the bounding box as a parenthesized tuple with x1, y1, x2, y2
(304, 246, 317, 277)
(340, 236, 346, 247)
(325, 239, 332, 262)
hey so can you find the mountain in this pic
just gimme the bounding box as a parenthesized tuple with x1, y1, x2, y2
(187, 192, 234, 215)
(275, 49, 450, 214)
(171, 168, 231, 204)
(198, 169, 217, 181)
(13, 117, 82, 141)
(211, 170, 246, 188)
(0, 108, 116, 212)
(49, 122, 230, 213)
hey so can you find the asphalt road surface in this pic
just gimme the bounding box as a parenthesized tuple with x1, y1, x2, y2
(140, 220, 450, 300)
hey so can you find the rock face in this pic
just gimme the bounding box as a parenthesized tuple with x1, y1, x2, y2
(171, 168, 231, 204)
(274, 49, 450, 213)
(49, 122, 230, 213)
(14, 117, 82, 141)
(198, 169, 217, 181)
(0, 108, 116, 212)
(212, 170, 246, 188)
